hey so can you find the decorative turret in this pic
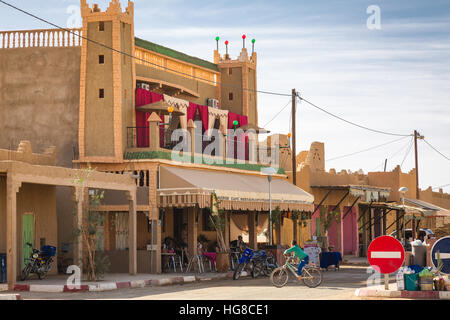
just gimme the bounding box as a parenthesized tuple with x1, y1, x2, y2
(78, 0, 135, 162)
(213, 35, 258, 126)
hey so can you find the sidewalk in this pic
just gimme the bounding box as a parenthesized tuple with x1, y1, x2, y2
(355, 283, 450, 300)
(0, 270, 250, 296)
(342, 256, 370, 266)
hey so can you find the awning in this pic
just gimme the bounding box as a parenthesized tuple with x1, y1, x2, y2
(157, 166, 314, 212)
(404, 198, 450, 217)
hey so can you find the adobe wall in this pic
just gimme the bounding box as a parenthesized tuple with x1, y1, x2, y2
(0, 46, 81, 168)
(0, 181, 57, 275)
(420, 187, 450, 210)
(367, 166, 416, 202)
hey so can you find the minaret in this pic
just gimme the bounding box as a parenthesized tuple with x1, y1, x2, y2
(78, 0, 135, 162)
(215, 36, 258, 126)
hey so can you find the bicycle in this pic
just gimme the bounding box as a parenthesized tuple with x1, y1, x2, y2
(270, 254, 323, 288)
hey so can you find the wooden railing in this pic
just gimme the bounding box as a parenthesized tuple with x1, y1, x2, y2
(0, 28, 82, 49)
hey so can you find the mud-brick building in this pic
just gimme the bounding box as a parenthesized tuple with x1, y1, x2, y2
(285, 141, 450, 259)
(0, 141, 137, 289)
(0, 0, 314, 276)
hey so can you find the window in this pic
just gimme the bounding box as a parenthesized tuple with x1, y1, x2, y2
(124, 89, 128, 99)
(99, 21, 105, 31)
(99, 89, 104, 99)
(229, 92, 233, 101)
(99, 55, 104, 64)
(228, 68, 233, 75)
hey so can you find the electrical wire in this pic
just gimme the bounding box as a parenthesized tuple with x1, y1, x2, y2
(262, 99, 292, 128)
(400, 138, 414, 168)
(297, 95, 413, 137)
(370, 136, 414, 171)
(423, 139, 450, 162)
(326, 136, 410, 162)
(0, 0, 291, 97)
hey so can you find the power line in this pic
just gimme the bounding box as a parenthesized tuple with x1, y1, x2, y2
(370, 136, 414, 171)
(423, 139, 450, 162)
(326, 136, 410, 162)
(400, 138, 414, 168)
(297, 95, 413, 137)
(262, 99, 292, 128)
(0, 0, 291, 97)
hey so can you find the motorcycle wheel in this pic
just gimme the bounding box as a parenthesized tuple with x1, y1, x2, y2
(37, 269, 48, 280)
(233, 263, 245, 280)
(251, 262, 262, 278)
(20, 264, 32, 281)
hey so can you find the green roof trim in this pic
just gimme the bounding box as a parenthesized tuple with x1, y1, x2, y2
(124, 150, 286, 175)
(135, 37, 219, 72)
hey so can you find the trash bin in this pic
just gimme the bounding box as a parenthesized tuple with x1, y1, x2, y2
(404, 273, 419, 291)
(0, 254, 6, 284)
(412, 244, 426, 266)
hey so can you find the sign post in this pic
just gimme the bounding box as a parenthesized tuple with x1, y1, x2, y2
(431, 236, 450, 274)
(368, 236, 405, 290)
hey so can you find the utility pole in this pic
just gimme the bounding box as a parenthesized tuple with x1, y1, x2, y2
(292, 89, 297, 185)
(413, 129, 424, 240)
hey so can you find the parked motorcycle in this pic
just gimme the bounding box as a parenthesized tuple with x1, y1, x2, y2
(251, 251, 279, 278)
(20, 243, 56, 280)
(233, 247, 255, 280)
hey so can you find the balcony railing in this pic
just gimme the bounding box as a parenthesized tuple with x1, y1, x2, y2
(0, 28, 82, 49)
(126, 126, 281, 166)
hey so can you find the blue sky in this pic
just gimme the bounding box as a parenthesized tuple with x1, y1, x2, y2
(1, 0, 449, 192)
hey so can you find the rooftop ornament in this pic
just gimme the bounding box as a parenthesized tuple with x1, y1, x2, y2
(225, 40, 229, 56)
(252, 38, 256, 53)
(242, 34, 246, 48)
(215, 36, 220, 51)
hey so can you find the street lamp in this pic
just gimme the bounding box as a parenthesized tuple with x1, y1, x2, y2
(262, 167, 277, 246)
(399, 187, 408, 246)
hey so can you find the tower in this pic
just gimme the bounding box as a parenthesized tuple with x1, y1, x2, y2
(214, 37, 258, 126)
(78, 0, 135, 162)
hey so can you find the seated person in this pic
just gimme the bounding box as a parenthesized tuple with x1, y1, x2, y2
(284, 240, 309, 282)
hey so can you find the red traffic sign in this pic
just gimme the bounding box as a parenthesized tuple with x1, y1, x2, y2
(368, 236, 405, 274)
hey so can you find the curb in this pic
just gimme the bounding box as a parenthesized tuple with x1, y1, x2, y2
(355, 288, 449, 300)
(0, 294, 23, 301)
(11, 271, 249, 294)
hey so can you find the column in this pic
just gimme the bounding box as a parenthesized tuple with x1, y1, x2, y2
(224, 211, 230, 250)
(127, 190, 137, 275)
(187, 207, 198, 257)
(72, 186, 84, 278)
(275, 215, 282, 245)
(293, 215, 298, 243)
(6, 177, 20, 290)
(148, 112, 162, 151)
(248, 211, 257, 250)
(187, 119, 196, 158)
(150, 207, 162, 274)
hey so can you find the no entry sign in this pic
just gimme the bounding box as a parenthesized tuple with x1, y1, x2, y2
(431, 236, 450, 274)
(368, 236, 405, 274)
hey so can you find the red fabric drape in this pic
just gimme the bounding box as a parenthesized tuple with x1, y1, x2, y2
(187, 102, 209, 132)
(227, 112, 249, 160)
(135, 89, 163, 147)
(187, 102, 198, 122)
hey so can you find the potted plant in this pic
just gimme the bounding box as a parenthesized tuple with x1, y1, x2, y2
(208, 193, 229, 272)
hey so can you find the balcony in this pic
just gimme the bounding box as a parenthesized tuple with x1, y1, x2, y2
(125, 125, 284, 174)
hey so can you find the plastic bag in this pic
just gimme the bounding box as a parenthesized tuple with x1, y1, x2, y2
(419, 268, 433, 278)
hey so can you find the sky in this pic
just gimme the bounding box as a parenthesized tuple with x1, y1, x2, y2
(1, 0, 449, 193)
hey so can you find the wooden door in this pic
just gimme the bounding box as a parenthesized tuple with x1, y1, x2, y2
(22, 213, 35, 269)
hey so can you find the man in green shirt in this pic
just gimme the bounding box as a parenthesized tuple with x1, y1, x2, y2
(284, 240, 309, 281)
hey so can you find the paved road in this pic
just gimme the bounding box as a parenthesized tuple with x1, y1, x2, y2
(18, 266, 391, 300)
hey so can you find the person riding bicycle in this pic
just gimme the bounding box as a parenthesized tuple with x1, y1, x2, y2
(284, 240, 309, 281)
